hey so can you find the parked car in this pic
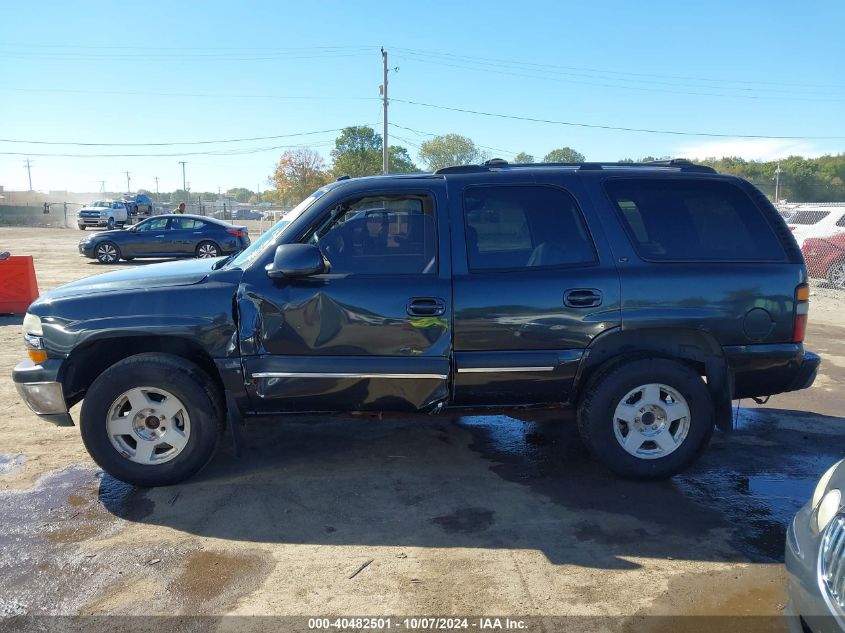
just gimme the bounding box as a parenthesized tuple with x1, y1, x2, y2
(77, 214, 250, 264)
(803, 234, 845, 289)
(77, 200, 129, 230)
(13, 159, 819, 486)
(785, 459, 844, 633)
(788, 206, 845, 247)
(233, 208, 263, 220)
(122, 193, 155, 220)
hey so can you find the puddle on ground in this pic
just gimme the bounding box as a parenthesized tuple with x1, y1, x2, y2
(169, 550, 271, 609)
(0, 453, 26, 476)
(458, 407, 843, 562)
(623, 564, 787, 632)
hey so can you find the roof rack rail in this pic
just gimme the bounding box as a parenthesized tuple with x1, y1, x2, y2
(434, 158, 716, 175)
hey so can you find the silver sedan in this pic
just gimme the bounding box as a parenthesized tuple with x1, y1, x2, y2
(786, 458, 845, 632)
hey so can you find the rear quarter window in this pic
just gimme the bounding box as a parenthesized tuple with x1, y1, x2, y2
(604, 178, 788, 262)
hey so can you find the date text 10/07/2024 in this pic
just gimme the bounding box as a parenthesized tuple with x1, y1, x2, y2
(307, 618, 528, 630)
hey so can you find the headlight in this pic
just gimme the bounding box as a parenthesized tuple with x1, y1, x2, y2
(817, 489, 842, 532)
(23, 312, 42, 336)
(22, 313, 46, 363)
(813, 460, 843, 507)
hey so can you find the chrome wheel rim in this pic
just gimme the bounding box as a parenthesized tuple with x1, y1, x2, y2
(197, 243, 218, 258)
(613, 383, 691, 460)
(96, 243, 118, 263)
(106, 387, 191, 465)
(830, 263, 845, 289)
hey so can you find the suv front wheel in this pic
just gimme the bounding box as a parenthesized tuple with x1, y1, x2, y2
(80, 353, 224, 487)
(577, 357, 713, 480)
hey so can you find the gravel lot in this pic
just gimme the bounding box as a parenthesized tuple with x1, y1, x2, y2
(1, 226, 844, 632)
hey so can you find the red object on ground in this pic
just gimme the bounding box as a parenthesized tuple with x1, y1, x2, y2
(0, 256, 39, 314)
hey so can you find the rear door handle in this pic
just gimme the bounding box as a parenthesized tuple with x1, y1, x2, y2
(407, 297, 446, 317)
(564, 288, 603, 308)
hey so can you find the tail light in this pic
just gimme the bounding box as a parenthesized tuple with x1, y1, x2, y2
(227, 229, 247, 237)
(788, 226, 796, 231)
(793, 283, 810, 343)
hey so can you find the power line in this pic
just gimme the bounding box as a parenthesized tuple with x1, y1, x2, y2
(391, 52, 845, 103)
(0, 126, 364, 147)
(391, 46, 845, 93)
(388, 122, 520, 156)
(3, 87, 379, 103)
(390, 98, 845, 140)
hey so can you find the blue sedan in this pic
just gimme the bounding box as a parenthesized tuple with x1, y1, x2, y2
(78, 214, 250, 264)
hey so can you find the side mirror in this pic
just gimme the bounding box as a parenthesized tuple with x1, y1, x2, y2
(266, 243, 326, 279)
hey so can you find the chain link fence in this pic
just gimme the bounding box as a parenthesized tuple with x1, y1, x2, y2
(776, 203, 845, 292)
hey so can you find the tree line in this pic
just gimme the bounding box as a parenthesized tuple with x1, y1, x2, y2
(146, 126, 845, 206)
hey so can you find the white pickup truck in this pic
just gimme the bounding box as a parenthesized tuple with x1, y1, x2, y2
(77, 200, 129, 231)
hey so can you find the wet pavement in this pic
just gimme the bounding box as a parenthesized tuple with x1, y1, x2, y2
(1, 228, 845, 628)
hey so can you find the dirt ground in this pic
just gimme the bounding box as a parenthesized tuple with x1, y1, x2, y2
(1, 226, 844, 632)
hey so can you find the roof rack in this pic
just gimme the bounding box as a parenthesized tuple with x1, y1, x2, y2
(434, 158, 716, 175)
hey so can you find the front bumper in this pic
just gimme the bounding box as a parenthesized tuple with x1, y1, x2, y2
(12, 359, 74, 426)
(77, 216, 109, 227)
(785, 504, 845, 633)
(78, 243, 96, 258)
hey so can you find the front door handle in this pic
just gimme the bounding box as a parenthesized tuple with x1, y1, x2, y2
(407, 297, 446, 317)
(564, 288, 603, 308)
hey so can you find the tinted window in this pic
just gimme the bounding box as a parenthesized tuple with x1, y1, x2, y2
(835, 214, 845, 228)
(135, 218, 170, 231)
(307, 193, 437, 275)
(172, 218, 203, 230)
(605, 179, 787, 262)
(463, 185, 596, 271)
(788, 210, 830, 225)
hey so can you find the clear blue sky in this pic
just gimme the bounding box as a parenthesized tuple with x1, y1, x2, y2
(1, 0, 843, 194)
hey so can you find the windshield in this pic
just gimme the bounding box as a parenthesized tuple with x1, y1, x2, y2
(226, 189, 327, 269)
(89, 201, 111, 208)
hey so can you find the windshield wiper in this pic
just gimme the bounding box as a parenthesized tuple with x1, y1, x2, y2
(212, 253, 237, 270)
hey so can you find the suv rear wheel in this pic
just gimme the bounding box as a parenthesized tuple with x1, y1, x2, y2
(577, 357, 713, 479)
(80, 353, 224, 487)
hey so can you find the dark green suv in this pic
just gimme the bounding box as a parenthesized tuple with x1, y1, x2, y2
(13, 160, 820, 486)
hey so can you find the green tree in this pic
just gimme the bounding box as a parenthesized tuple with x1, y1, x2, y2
(331, 126, 417, 176)
(513, 152, 535, 164)
(271, 148, 330, 205)
(226, 187, 254, 203)
(331, 126, 383, 177)
(388, 145, 419, 173)
(418, 134, 486, 171)
(543, 147, 586, 163)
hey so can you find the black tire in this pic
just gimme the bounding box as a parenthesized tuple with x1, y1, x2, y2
(80, 353, 225, 487)
(195, 240, 220, 258)
(827, 261, 845, 290)
(576, 357, 714, 480)
(107, 217, 115, 230)
(78, 224, 87, 231)
(95, 241, 121, 264)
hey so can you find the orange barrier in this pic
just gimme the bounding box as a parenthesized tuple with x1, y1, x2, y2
(0, 256, 39, 314)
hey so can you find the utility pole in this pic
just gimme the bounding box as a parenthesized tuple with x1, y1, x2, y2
(124, 171, 131, 193)
(381, 47, 389, 175)
(178, 161, 188, 192)
(154, 176, 159, 202)
(99, 180, 105, 193)
(774, 163, 783, 203)
(24, 159, 33, 191)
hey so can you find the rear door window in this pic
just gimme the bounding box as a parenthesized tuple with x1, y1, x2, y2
(788, 210, 830, 225)
(463, 185, 597, 271)
(604, 179, 787, 262)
